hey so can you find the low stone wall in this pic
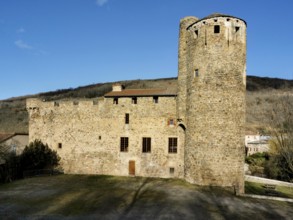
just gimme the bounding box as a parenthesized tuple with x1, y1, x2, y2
(241, 194, 293, 203)
(245, 175, 293, 187)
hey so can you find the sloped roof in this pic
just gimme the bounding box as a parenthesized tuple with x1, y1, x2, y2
(105, 88, 176, 97)
(0, 133, 28, 144)
(0, 133, 14, 143)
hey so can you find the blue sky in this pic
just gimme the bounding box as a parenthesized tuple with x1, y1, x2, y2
(0, 0, 293, 100)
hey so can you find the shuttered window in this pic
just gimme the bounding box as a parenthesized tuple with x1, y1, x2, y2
(168, 138, 177, 153)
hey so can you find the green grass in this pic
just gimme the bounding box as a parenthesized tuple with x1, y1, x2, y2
(1, 175, 293, 219)
(0, 175, 170, 216)
(245, 181, 293, 199)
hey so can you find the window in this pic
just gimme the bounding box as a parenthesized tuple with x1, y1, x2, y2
(194, 30, 198, 38)
(235, 26, 240, 33)
(99, 136, 101, 140)
(125, 113, 129, 124)
(142, 137, 151, 153)
(153, 96, 159, 104)
(58, 143, 62, 149)
(120, 137, 129, 152)
(169, 167, 175, 174)
(168, 138, 177, 153)
(168, 119, 175, 126)
(214, 25, 220, 34)
(113, 98, 118, 104)
(194, 69, 199, 77)
(132, 97, 137, 104)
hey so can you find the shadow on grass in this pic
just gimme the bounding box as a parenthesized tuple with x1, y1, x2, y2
(245, 181, 293, 199)
(1, 175, 293, 219)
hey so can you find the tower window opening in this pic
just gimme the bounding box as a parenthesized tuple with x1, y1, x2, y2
(227, 18, 230, 22)
(235, 26, 240, 33)
(194, 69, 199, 77)
(214, 25, 220, 34)
(214, 19, 218, 22)
(58, 143, 62, 149)
(194, 30, 198, 38)
(125, 113, 129, 124)
(113, 98, 118, 104)
(153, 96, 159, 104)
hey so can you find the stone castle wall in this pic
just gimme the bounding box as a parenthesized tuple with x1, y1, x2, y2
(27, 14, 246, 193)
(27, 96, 185, 178)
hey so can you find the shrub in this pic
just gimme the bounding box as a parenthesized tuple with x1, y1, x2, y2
(20, 140, 60, 171)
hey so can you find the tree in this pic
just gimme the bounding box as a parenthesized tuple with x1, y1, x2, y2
(265, 95, 293, 181)
(0, 145, 21, 183)
(20, 139, 60, 171)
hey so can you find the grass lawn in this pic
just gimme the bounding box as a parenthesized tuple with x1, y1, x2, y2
(245, 181, 293, 199)
(0, 175, 292, 219)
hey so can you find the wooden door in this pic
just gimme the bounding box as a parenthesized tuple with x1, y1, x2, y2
(129, 160, 135, 175)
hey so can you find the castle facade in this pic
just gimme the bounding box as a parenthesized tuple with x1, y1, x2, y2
(27, 14, 246, 193)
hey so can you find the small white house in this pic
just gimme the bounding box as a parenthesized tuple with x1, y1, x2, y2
(245, 135, 270, 156)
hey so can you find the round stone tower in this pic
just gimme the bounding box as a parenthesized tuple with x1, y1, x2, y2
(177, 14, 246, 194)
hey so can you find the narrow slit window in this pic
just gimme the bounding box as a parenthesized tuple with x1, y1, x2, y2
(113, 98, 118, 104)
(194, 69, 199, 77)
(214, 25, 220, 34)
(58, 143, 62, 149)
(125, 113, 129, 124)
(153, 96, 159, 104)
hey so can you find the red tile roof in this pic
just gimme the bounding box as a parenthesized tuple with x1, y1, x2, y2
(105, 88, 177, 97)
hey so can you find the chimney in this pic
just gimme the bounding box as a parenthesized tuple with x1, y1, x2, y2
(112, 83, 123, 92)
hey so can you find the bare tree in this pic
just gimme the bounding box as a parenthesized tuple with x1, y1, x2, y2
(266, 95, 293, 181)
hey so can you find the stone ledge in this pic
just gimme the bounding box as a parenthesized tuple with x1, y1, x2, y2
(241, 194, 293, 203)
(245, 175, 293, 187)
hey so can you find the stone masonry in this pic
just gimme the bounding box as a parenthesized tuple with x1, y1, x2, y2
(27, 14, 246, 194)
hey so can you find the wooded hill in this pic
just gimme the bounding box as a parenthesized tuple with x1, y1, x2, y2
(0, 75, 292, 134)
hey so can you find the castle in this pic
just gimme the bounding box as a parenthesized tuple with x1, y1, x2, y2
(27, 13, 246, 193)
